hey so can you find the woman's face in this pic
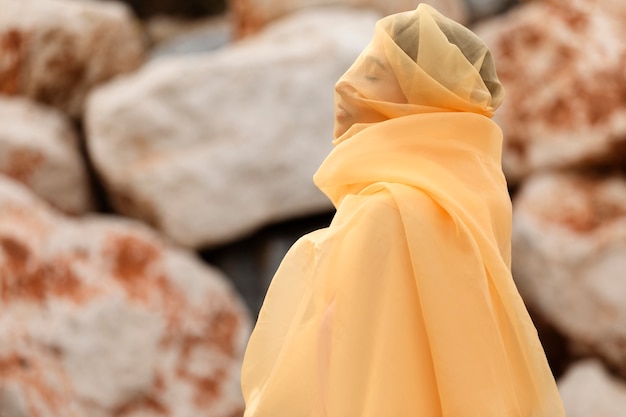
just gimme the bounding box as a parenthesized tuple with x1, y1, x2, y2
(333, 47, 406, 138)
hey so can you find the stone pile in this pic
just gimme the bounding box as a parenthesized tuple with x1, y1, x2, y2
(475, 0, 626, 184)
(85, 8, 381, 248)
(0, 177, 250, 417)
(0, 97, 94, 214)
(229, 0, 470, 38)
(0, 0, 145, 117)
(473, 0, 626, 412)
(1, 0, 625, 415)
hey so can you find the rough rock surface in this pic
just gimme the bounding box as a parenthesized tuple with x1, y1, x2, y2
(512, 172, 626, 375)
(86, 8, 380, 248)
(0, 0, 146, 117)
(229, 0, 468, 38)
(474, 0, 626, 183)
(0, 176, 251, 417)
(0, 97, 94, 214)
(559, 359, 626, 417)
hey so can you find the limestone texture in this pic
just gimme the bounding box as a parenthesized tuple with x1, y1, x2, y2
(229, 0, 468, 38)
(475, 0, 626, 182)
(0, 0, 146, 116)
(86, 8, 381, 248)
(0, 176, 251, 417)
(0, 97, 94, 214)
(512, 172, 626, 375)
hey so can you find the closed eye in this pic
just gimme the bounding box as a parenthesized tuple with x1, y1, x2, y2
(363, 55, 387, 82)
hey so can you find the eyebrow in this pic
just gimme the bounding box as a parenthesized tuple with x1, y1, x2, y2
(364, 55, 387, 71)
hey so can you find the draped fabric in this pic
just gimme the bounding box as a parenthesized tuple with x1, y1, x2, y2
(241, 4, 564, 416)
(330, 2, 504, 141)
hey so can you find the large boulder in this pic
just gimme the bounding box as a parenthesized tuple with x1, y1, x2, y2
(0, 97, 94, 214)
(228, 0, 468, 38)
(86, 8, 380, 249)
(512, 172, 626, 375)
(0, 176, 251, 417)
(0, 0, 146, 117)
(474, 0, 626, 183)
(559, 360, 626, 417)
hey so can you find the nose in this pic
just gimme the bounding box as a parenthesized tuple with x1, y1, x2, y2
(334, 78, 350, 95)
(334, 78, 361, 99)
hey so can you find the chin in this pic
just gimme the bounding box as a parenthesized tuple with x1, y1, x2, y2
(333, 122, 349, 139)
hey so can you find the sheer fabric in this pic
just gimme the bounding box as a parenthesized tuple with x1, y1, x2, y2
(241, 4, 564, 416)
(331, 1, 504, 139)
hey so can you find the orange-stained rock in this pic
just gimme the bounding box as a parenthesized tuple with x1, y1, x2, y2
(0, 97, 94, 214)
(0, 341, 83, 417)
(0, 0, 146, 117)
(229, 0, 468, 39)
(520, 0, 626, 19)
(512, 172, 626, 376)
(474, 0, 626, 183)
(0, 176, 251, 417)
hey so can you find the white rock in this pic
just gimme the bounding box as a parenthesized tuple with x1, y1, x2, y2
(512, 172, 626, 374)
(86, 8, 381, 248)
(474, 0, 626, 183)
(0, 0, 146, 117)
(559, 360, 626, 417)
(230, 0, 468, 37)
(0, 176, 251, 417)
(0, 97, 94, 214)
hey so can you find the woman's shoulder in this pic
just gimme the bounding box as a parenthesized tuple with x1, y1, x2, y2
(333, 182, 439, 227)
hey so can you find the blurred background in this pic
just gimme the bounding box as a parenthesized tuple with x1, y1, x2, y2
(1, 0, 625, 416)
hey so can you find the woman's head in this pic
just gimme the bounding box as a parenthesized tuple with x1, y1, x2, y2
(333, 3, 504, 139)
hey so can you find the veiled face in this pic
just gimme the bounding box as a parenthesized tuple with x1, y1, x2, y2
(333, 49, 406, 138)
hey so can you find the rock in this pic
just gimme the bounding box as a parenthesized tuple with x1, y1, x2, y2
(147, 15, 232, 58)
(464, 0, 514, 20)
(474, 0, 626, 183)
(229, 0, 468, 38)
(0, 97, 94, 214)
(0, 176, 251, 417)
(86, 8, 380, 249)
(0, 335, 84, 417)
(559, 359, 626, 417)
(0, 0, 146, 117)
(512, 172, 626, 375)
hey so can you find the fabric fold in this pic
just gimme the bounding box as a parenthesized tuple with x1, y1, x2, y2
(241, 3, 564, 416)
(242, 113, 565, 416)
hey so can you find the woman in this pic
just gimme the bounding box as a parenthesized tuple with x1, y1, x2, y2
(241, 4, 565, 416)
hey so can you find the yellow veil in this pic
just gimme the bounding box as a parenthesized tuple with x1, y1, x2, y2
(331, 1, 504, 140)
(241, 4, 564, 416)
